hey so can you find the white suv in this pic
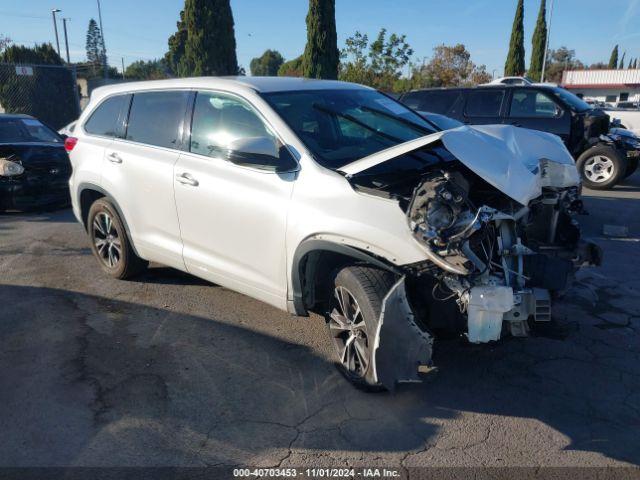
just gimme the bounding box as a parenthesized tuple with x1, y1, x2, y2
(67, 77, 600, 391)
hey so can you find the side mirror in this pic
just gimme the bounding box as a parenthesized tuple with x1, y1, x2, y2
(227, 136, 297, 172)
(228, 136, 279, 160)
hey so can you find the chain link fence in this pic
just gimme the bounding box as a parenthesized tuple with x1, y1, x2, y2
(0, 63, 80, 130)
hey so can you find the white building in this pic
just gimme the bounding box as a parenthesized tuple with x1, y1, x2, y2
(561, 69, 640, 104)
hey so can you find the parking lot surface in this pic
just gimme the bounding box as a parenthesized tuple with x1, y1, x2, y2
(1, 174, 639, 470)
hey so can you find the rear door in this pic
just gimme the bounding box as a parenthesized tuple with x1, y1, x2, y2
(101, 90, 190, 269)
(504, 88, 571, 144)
(462, 88, 505, 125)
(401, 89, 466, 122)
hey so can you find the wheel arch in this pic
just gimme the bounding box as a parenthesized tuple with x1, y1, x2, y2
(290, 238, 403, 316)
(77, 182, 142, 257)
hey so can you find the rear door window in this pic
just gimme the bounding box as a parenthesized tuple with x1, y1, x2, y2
(509, 90, 560, 117)
(402, 90, 464, 116)
(465, 90, 504, 117)
(125, 90, 190, 149)
(84, 95, 128, 137)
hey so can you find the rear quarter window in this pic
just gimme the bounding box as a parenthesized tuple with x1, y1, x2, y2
(84, 95, 128, 137)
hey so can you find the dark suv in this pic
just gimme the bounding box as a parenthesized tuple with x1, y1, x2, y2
(401, 85, 637, 189)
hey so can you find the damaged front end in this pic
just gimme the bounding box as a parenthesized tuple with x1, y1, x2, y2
(341, 125, 602, 390)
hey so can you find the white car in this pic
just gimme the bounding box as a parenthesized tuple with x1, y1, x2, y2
(66, 77, 600, 391)
(603, 108, 640, 136)
(485, 76, 558, 87)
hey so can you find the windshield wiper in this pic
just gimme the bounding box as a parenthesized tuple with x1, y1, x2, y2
(360, 105, 441, 133)
(312, 103, 403, 143)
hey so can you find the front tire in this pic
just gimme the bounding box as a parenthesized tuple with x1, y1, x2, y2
(87, 198, 147, 279)
(576, 145, 627, 190)
(326, 266, 395, 391)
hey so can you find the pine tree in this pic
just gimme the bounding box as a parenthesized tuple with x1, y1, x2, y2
(619, 52, 626, 69)
(608, 45, 619, 69)
(179, 0, 238, 77)
(85, 18, 106, 66)
(302, 0, 339, 79)
(504, 0, 525, 76)
(528, 0, 547, 81)
(86, 19, 100, 63)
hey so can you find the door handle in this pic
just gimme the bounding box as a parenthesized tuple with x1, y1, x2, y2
(107, 152, 123, 164)
(175, 172, 199, 186)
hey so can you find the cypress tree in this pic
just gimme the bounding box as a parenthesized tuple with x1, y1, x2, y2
(301, 0, 339, 79)
(166, 9, 187, 76)
(608, 45, 619, 69)
(179, 0, 238, 77)
(619, 52, 626, 69)
(504, 0, 525, 76)
(629, 57, 634, 69)
(528, 0, 547, 81)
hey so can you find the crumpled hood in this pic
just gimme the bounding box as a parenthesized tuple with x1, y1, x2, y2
(339, 124, 580, 205)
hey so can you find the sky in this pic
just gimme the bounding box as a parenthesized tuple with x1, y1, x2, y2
(1, 0, 639, 76)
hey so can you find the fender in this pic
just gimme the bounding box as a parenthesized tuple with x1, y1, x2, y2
(76, 182, 142, 257)
(290, 238, 403, 316)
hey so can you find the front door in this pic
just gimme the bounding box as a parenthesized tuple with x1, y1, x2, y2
(504, 88, 571, 145)
(173, 90, 296, 309)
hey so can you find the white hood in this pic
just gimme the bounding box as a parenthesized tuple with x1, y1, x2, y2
(339, 125, 580, 205)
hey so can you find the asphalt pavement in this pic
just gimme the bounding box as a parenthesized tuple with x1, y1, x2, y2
(0, 173, 639, 471)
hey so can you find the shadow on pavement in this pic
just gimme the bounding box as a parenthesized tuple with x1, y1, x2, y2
(0, 283, 638, 467)
(0, 205, 75, 222)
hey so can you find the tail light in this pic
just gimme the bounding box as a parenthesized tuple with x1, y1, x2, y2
(64, 136, 78, 152)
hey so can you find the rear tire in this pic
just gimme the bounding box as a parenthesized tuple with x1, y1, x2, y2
(87, 199, 147, 279)
(576, 145, 627, 190)
(325, 266, 396, 391)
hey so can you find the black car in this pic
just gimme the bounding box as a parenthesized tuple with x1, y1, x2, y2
(400, 85, 632, 189)
(0, 114, 72, 211)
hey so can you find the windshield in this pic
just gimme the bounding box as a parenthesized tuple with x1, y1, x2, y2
(550, 87, 592, 113)
(0, 117, 62, 144)
(262, 89, 438, 169)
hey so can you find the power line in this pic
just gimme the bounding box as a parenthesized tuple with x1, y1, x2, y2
(0, 11, 49, 20)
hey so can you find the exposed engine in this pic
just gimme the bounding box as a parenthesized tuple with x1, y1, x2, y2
(405, 168, 600, 343)
(340, 125, 603, 388)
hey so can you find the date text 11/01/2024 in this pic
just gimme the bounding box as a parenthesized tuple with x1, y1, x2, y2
(232, 468, 402, 477)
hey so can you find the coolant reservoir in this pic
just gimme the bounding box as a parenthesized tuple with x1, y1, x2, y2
(467, 286, 514, 343)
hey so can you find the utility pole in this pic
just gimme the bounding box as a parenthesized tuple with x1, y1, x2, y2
(541, 0, 555, 83)
(96, 0, 108, 80)
(51, 9, 61, 56)
(121, 57, 125, 79)
(62, 18, 71, 63)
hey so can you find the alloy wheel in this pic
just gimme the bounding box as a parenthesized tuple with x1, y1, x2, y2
(328, 286, 370, 377)
(583, 155, 615, 183)
(92, 211, 122, 268)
